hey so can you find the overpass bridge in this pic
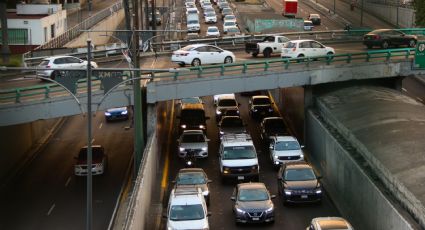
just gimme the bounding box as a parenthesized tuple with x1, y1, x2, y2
(1, 48, 424, 127)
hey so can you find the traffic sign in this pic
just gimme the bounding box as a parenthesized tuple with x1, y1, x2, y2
(414, 41, 425, 69)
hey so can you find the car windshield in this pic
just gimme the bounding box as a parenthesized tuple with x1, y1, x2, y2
(227, 27, 240, 33)
(218, 99, 237, 106)
(180, 110, 205, 124)
(221, 117, 243, 127)
(304, 21, 313, 26)
(225, 15, 235, 20)
(275, 141, 300, 151)
(181, 97, 201, 104)
(181, 45, 195, 51)
(176, 172, 206, 185)
(78, 147, 104, 160)
(284, 42, 296, 48)
(39, 60, 50, 66)
(224, 21, 236, 27)
(223, 146, 256, 159)
(169, 204, 204, 221)
(188, 20, 199, 24)
(284, 168, 316, 181)
(223, 8, 232, 13)
(208, 27, 218, 32)
(253, 97, 271, 105)
(239, 188, 269, 201)
(182, 133, 205, 142)
(206, 12, 215, 17)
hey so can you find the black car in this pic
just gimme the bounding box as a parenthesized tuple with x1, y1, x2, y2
(218, 116, 246, 139)
(231, 182, 275, 224)
(277, 161, 322, 204)
(172, 168, 212, 205)
(249, 95, 274, 119)
(363, 29, 417, 49)
(260, 117, 288, 142)
(308, 14, 321, 25)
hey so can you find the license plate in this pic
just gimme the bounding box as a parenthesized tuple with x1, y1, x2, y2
(301, 195, 308, 199)
(252, 217, 259, 221)
(237, 176, 244, 180)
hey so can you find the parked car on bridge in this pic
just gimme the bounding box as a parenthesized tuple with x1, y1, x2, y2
(277, 161, 322, 204)
(363, 29, 417, 49)
(74, 145, 107, 176)
(231, 182, 275, 224)
(281, 40, 335, 60)
(307, 217, 354, 230)
(37, 56, 98, 80)
(173, 168, 212, 205)
(171, 44, 235, 66)
(104, 107, 129, 122)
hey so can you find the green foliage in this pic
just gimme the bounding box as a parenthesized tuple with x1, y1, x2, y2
(413, 0, 425, 27)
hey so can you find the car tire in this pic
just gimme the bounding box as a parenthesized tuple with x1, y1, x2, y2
(381, 41, 389, 49)
(326, 52, 334, 60)
(263, 48, 272, 58)
(224, 56, 233, 64)
(252, 52, 258, 57)
(178, 63, 185, 67)
(297, 54, 305, 63)
(50, 70, 59, 80)
(408, 39, 416, 48)
(191, 58, 201, 66)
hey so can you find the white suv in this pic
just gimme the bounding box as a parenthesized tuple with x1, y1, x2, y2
(281, 40, 335, 59)
(219, 133, 259, 182)
(37, 55, 98, 80)
(269, 136, 304, 168)
(166, 187, 210, 230)
(215, 94, 239, 121)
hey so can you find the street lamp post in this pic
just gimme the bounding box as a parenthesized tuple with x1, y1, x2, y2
(86, 39, 93, 230)
(360, 0, 364, 26)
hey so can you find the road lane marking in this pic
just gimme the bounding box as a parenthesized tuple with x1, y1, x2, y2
(160, 100, 175, 193)
(65, 177, 71, 187)
(47, 203, 56, 216)
(417, 97, 423, 102)
(99, 122, 103, 129)
(402, 88, 407, 92)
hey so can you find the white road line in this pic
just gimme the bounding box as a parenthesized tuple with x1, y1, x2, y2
(47, 203, 56, 216)
(65, 177, 71, 187)
(417, 97, 423, 102)
(99, 122, 103, 129)
(402, 88, 407, 92)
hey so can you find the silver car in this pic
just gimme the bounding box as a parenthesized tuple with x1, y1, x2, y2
(36, 55, 98, 80)
(173, 168, 212, 205)
(177, 130, 210, 158)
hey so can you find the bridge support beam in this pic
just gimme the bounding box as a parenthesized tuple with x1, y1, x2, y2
(303, 85, 313, 144)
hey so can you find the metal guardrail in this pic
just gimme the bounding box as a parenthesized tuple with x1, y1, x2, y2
(1, 48, 414, 105)
(22, 1, 123, 60)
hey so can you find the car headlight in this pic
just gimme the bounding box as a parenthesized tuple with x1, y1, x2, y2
(201, 147, 207, 151)
(179, 147, 185, 152)
(268, 108, 273, 112)
(121, 110, 128, 115)
(202, 190, 210, 196)
(223, 167, 230, 174)
(265, 206, 274, 213)
(181, 124, 187, 129)
(104, 112, 111, 116)
(284, 189, 292, 195)
(253, 109, 258, 112)
(236, 208, 245, 214)
(315, 188, 322, 194)
(199, 125, 205, 129)
(216, 110, 221, 115)
(274, 155, 278, 159)
(219, 131, 224, 135)
(251, 165, 258, 170)
(300, 154, 304, 159)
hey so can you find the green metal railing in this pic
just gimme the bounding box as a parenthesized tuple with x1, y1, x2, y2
(0, 48, 415, 105)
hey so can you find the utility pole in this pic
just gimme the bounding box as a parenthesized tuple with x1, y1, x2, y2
(360, 0, 364, 26)
(86, 39, 93, 230)
(0, 2, 10, 64)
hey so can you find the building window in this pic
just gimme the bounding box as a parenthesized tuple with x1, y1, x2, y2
(44, 27, 48, 42)
(51, 24, 55, 38)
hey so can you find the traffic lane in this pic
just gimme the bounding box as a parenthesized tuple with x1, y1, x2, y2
(161, 94, 340, 230)
(0, 112, 133, 229)
(402, 77, 425, 104)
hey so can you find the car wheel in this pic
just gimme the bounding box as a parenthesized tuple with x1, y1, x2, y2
(50, 70, 59, 80)
(224, 56, 233, 64)
(178, 62, 185, 67)
(263, 48, 272, 58)
(381, 41, 389, 49)
(408, 39, 416, 48)
(252, 52, 258, 57)
(297, 54, 305, 63)
(326, 52, 334, 60)
(191, 58, 201, 66)
(366, 44, 373, 49)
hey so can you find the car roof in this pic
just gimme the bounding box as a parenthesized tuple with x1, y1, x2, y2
(238, 182, 267, 190)
(182, 129, 204, 135)
(181, 103, 205, 110)
(309, 13, 320, 17)
(288, 39, 315, 43)
(272, 135, 298, 142)
(42, 55, 77, 60)
(252, 95, 269, 99)
(312, 217, 352, 229)
(178, 168, 206, 174)
(263, 116, 284, 122)
(106, 107, 127, 112)
(81, 145, 102, 149)
(284, 161, 312, 170)
(218, 95, 237, 100)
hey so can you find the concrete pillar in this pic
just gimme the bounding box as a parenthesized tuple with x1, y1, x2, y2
(147, 103, 157, 138)
(393, 76, 404, 92)
(303, 85, 313, 144)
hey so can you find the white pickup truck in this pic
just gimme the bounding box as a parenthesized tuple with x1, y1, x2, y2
(245, 35, 290, 58)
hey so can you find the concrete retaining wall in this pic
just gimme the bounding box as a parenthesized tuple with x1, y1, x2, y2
(65, 9, 125, 48)
(124, 132, 159, 230)
(306, 109, 416, 230)
(0, 118, 63, 187)
(363, 2, 415, 28)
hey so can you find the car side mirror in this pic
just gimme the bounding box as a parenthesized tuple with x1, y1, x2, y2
(301, 145, 305, 148)
(162, 214, 168, 218)
(205, 138, 210, 142)
(270, 195, 276, 199)
(269, 145, 274, 150)
(230, 196, 236, 201)
(317, 176, 323, 180)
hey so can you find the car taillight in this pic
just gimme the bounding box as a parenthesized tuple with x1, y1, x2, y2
(180, 52, 189, 56)
(373, 35, 380, 40)
(46, 65, 51, 68)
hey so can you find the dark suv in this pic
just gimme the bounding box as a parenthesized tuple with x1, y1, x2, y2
(363, 29, 417, 49)
(231, 182, 275, 224)
(177, 103, 209, 133)
(249, 95, 274, 119)
(277, 161, 322, 204)
(260, 117, 288, 143)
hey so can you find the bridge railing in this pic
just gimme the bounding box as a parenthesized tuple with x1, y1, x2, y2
(1, 48, 414, 105)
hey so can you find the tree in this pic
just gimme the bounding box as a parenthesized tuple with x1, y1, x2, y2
(0, 2, 11, 64)
(413, 0, 425, 27)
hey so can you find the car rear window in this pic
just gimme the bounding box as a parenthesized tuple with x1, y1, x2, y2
(284, 42, 296, 48)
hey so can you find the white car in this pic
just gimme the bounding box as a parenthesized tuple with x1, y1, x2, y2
(186, 7, 199, 16)
(201, 1, 212, 9)
(177, 130, 210, 158)
(204, 12, 217, 23)
(187, 18, 201, 33)
(171, 44, 235, 66)
(281, 40, 335, 59)
(166, 187, 210, 230)
(223, 21, 236, 33)
(206, 26, 220, 37)
(203, 7, 215, 16)
(185, 2, 196, 8)
(268, 136, 304, 167)
(37, 55, 98, 80)
(223, 14, 237, 24)
(74, 145, 107, 176)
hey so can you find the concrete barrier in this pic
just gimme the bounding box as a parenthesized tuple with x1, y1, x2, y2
(306, 109, 419, 229)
